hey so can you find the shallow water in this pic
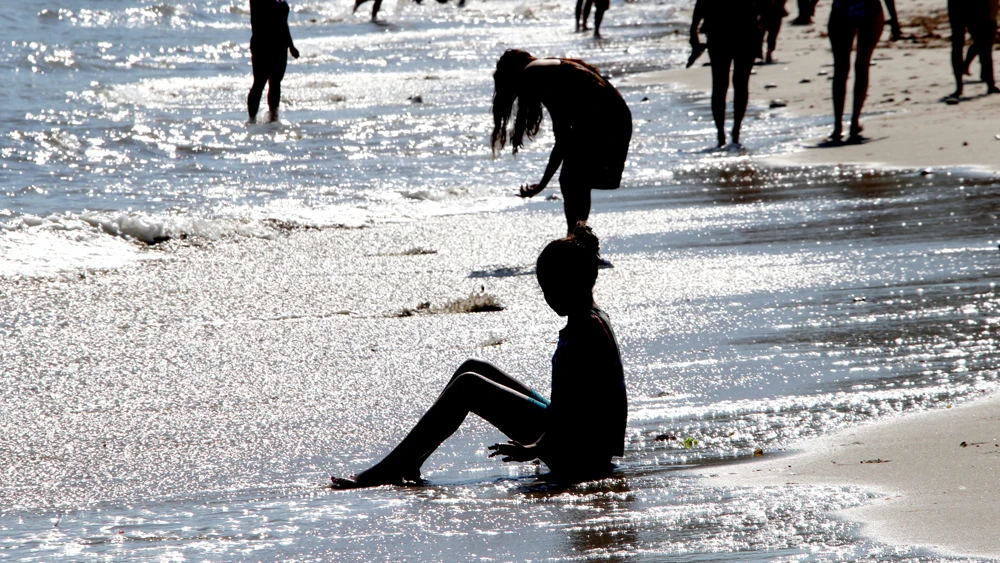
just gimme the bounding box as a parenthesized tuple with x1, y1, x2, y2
(2, 0, 1000, 561)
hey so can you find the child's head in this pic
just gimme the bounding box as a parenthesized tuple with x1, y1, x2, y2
(536, 222, 600, 316)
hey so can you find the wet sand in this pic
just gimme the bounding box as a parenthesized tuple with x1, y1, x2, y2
(628, 0, 1000, 173)
(636, 0, 1000, 557)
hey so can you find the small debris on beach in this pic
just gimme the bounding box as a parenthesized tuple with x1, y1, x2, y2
(769, 100, 787, 109)
(960, 441, 967, 447)
(396, 247, 437, 256)
(799, 78, 811, 84)
(753, 448, 764, 457)
(395, 301, 431, 317)
(655, 433, 677, 441)
(682, 437, 699, 449)
(764, 83, 777, 89)
(480, 335, 505, 347)
(436, 290, 504, 314)
(861, 459, 890, 464)
(409, 94, 423, 103)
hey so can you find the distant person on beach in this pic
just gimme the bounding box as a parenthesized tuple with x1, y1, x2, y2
(826, 0, 901, 143)
(248, 0, 300, 122)
(792, 0, 820, 24)
(689, 0, 764, 147)
(331, 224, 627, 488)
(761, 0, 789, 63)
(490, 50, 632, 234)
(946, 0, 999, 103)
(354, 0, 465, 22)
(575, 0, 609, 38)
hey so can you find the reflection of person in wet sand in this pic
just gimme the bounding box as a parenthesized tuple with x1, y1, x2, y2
(690, 0, 763, 147)
(491, 50, 632, 234)
(827, 0, 901, 143)
(331, 224, 627, 488)
(575, 0, 609, 38)
(946, 0, 999, 103)
(248, 0, 300, 122)
(761, 0, 789, 63)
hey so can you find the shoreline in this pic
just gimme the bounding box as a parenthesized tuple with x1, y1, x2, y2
(625, 0, 1000, 174)
(631, 1, 1000, 557)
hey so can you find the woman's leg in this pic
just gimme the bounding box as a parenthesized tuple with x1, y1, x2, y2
(828, 16, 856, 140)
(266, 55, 288, 121)
(582, 0, 594, 31)
(948, 0, 966, 97)
(708, 46, 733, 147)
(350, 365, 547, 486)
(593, 4, 605, 38)
(560, 185, 592, 234)
(969, 8, 999, 92)
(247, 51, 269, 120)
(731, 55, 755, 144)
(850, 8, 885, 137)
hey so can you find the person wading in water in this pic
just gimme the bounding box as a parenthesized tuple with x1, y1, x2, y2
(247, 0, 300, 122)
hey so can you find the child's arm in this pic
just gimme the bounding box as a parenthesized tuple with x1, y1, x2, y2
(488, 439, 541, 462)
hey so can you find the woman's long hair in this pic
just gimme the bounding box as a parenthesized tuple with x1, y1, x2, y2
(490, 49, 543, 155)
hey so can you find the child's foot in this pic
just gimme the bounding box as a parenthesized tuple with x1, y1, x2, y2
(716, 131, 726, 148)
(987, 85, 1000, 95)
(944, 91, 962, 105)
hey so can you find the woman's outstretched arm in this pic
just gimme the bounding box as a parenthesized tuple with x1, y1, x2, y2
(690, 0, 706, 46)
(519, 142, 562, 198)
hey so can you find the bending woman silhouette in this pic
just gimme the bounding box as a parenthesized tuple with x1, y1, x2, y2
(690, 0, 763, 147)
(332, 224, 627, 488)
(827, 0, 901, 142)
(248, 0, 300, 122)
(491, 50, 632, 234)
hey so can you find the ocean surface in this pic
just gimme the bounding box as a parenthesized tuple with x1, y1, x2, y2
(2, 0, 999, 561)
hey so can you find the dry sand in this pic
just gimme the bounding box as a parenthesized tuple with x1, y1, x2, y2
(628, 0, 1000, 172)
(630, 1, 1000, 558)
(689, 394, 1000, 559)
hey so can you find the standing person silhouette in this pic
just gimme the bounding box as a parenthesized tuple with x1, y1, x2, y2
(248, 0, 300, 122)
(331, 224, 628, 488)
(792, 0, 820, 24)
(689, 0, 763, 147)
(761, 0, 789, 63)
(946, 0, 1000, 103)
(491, 50, 632, 235)
(575, 0, 610, 38)
(827, 0, 901, 142)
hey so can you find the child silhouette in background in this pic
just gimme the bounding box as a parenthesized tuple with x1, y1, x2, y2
(248, 0, 300, 122)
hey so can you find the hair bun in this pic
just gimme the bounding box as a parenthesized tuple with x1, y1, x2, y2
(570, 221, 600, 259)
